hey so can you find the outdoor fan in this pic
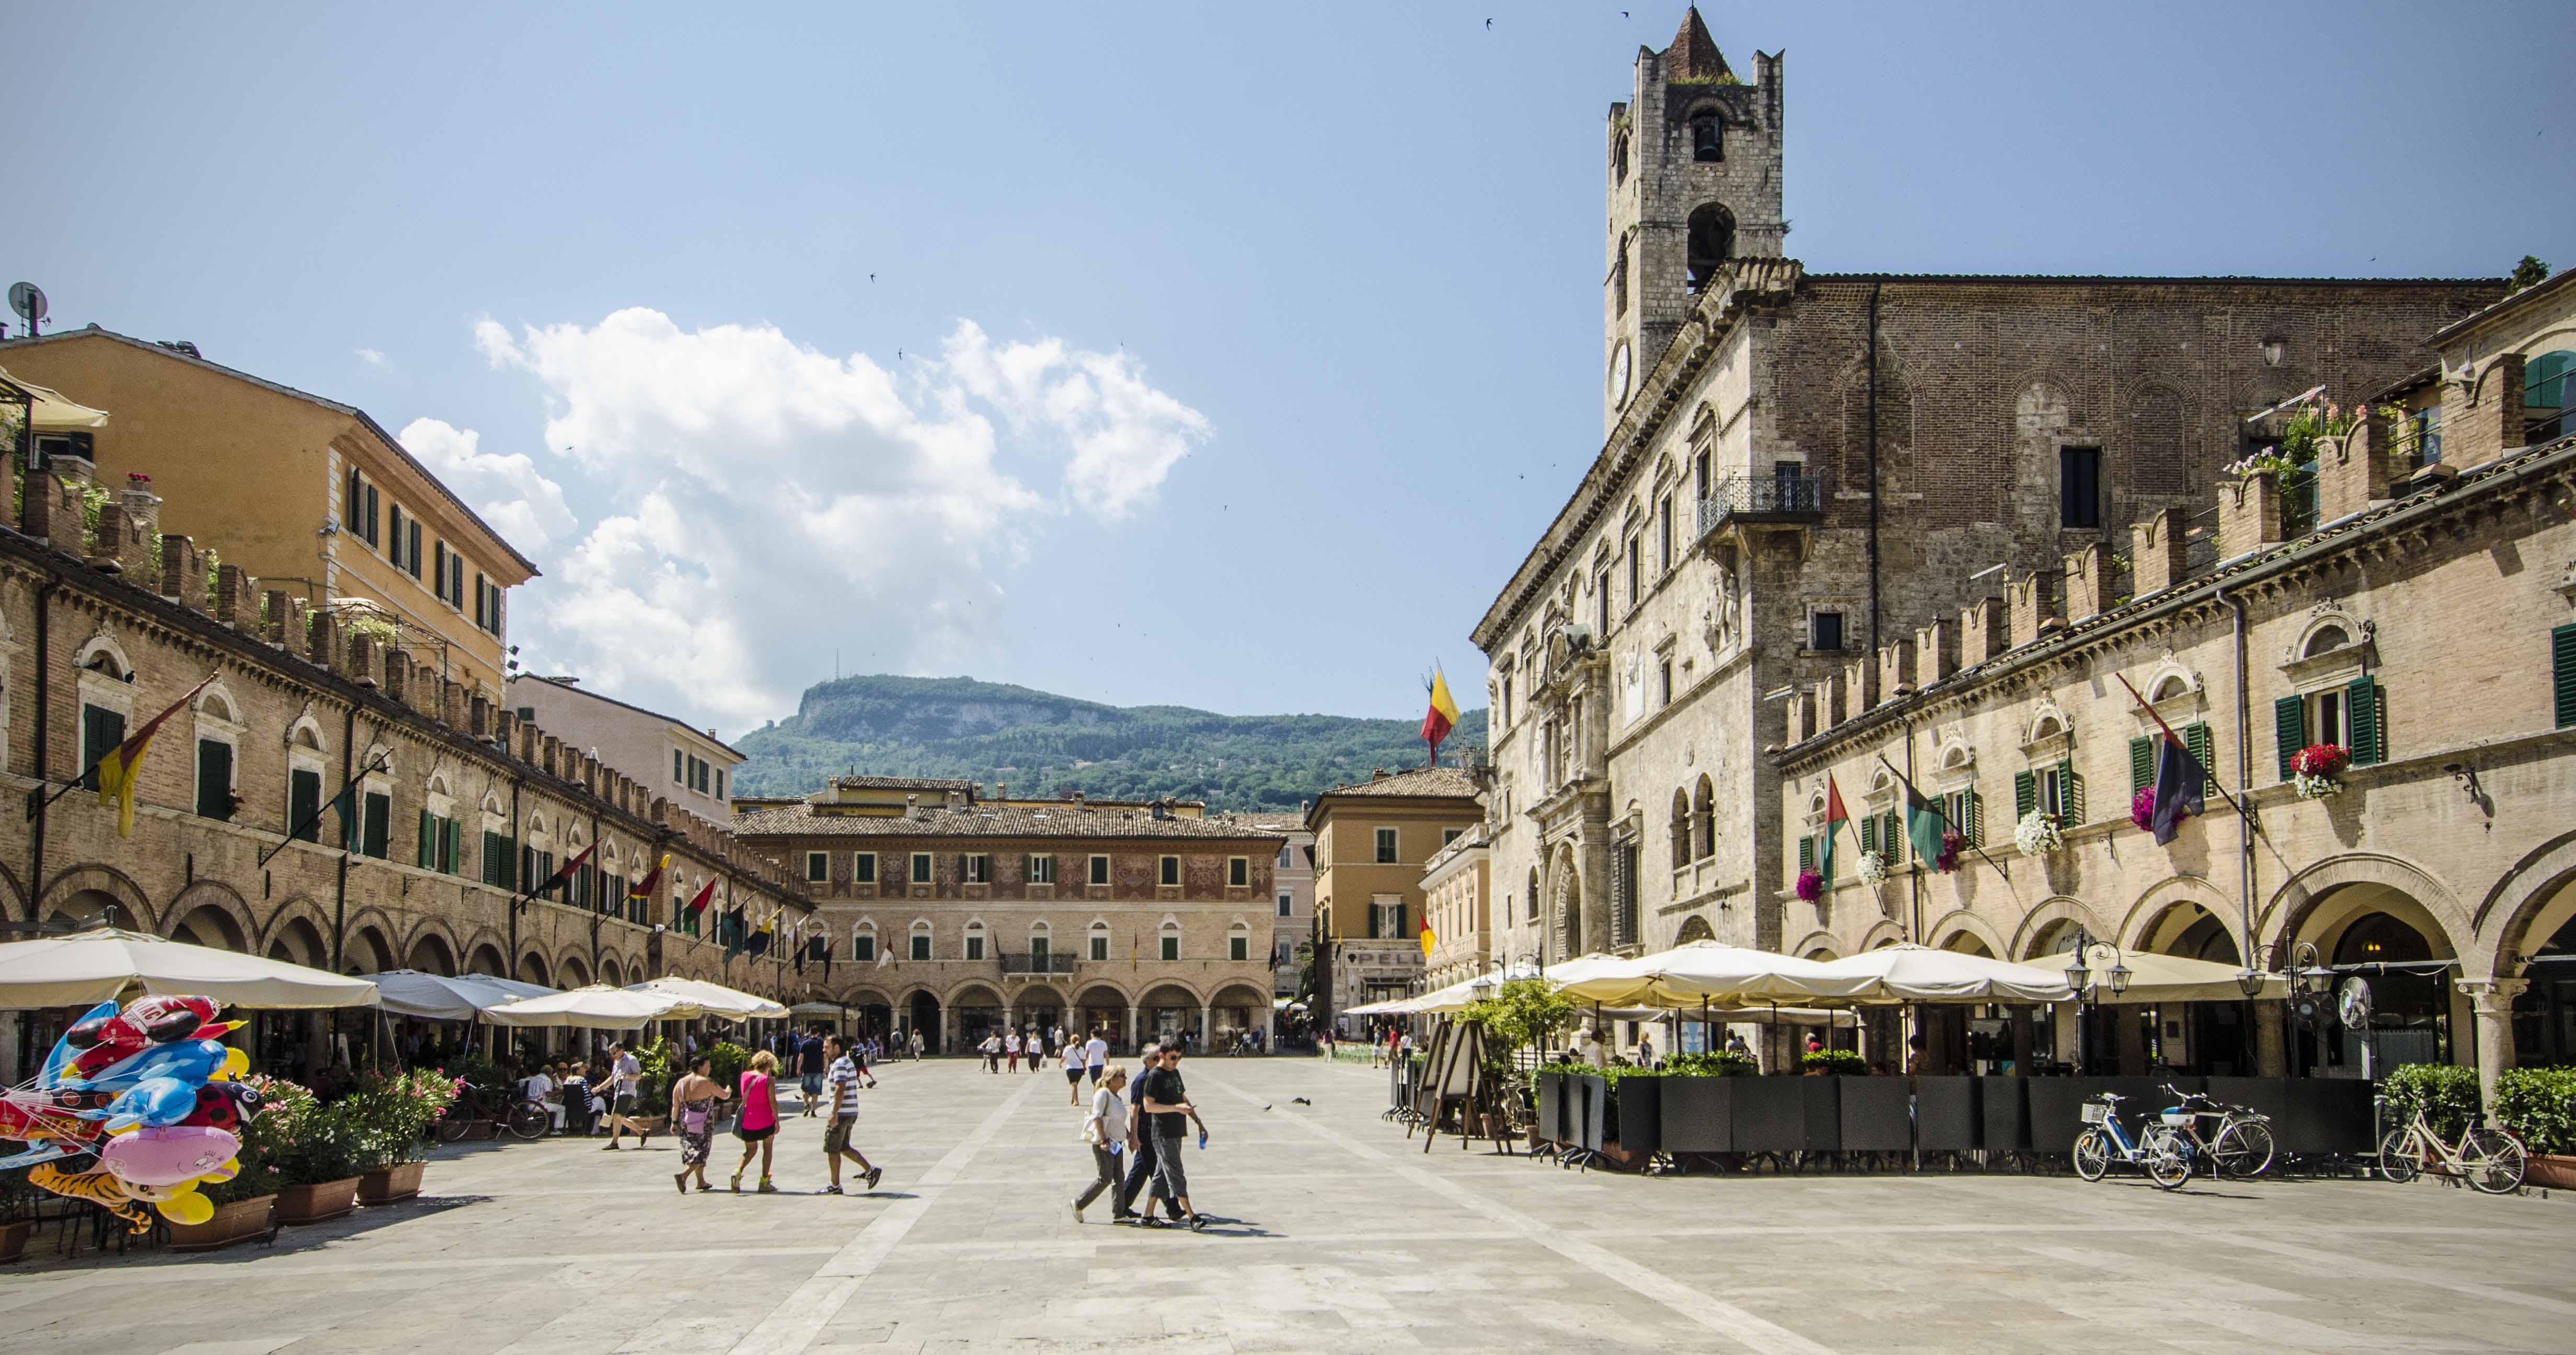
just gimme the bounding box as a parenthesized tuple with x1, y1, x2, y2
(2337, 977, 2373, 1029)
(2291, 993, 2330, 1030)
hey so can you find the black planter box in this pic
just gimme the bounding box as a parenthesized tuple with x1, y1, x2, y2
(1912, 1076, 1980, 1152)
(1573, 1075, 1611, 1154)
(1978, 1075, 2031, 1152)
(1659, 1076, 1735, 1154)
(1537, 1071, 1567, 1145)
(1615, 1077, 1663, 1157)
(1731, 1076, 1810, 1154)
(1838, 1076, 1910, 1152)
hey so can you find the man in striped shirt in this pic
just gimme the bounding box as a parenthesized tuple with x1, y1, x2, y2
(820, 1036, 883, 1196)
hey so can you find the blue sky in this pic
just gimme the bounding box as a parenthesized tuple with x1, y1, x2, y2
(6, 3, 2571, 737)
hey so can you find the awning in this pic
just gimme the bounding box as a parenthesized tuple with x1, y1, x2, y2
(2074, 945, 2286, 1004)
(1555, 941, 1844, 1008)
(0, 366, 110, 431)
(1792, 944, 2075, 1005)
(359, 970, 557, 1020)
(788, 1001, 847, 1019)
(627, 976, 789, 1021)
(0, 928, 378, 1009)
(485, 984, 705, 1029)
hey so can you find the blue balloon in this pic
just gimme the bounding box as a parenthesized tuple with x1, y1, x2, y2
(61, 1040, 226, 1095)
(93, 1076, 199, 1130)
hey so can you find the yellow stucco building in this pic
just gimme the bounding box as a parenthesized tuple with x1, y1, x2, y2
(1306, 765, 1481, 1029)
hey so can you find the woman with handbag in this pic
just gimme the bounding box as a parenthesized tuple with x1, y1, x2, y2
(1071, 1066, 1131, 1222)
(669, 1053, 731, 1193)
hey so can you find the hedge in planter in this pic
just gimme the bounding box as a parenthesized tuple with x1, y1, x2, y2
(2382, 1063, 2482, 1140)
(340, 1068, 459, 1198)
(2497, 1065, 2576, 1156)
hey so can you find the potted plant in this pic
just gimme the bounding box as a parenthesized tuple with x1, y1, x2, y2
(0, 1167, 35, 1264)
(1800, 1048, 1866, 1076)
(346, 1069, 459, 1205)
(2014, 810, 2064, 856)
(631, 1038, 675, 1134)
(2498, 1066, 2576, 1189)
(2291, 744, 2349, 799)
(1459, 980, 1576, 1148)
(182, 1102, 285, 1253)
(254, 1077, 364, 1225)
(1857, 851, 1891, 887)
(1795, 868, 1825, 903)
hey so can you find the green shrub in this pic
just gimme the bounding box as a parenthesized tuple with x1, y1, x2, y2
(1801, 1048, 1867, 1075)
(2497, 1065, 2576, 1156)
(708, 1041, 755, 1089)
(2383, 1063, 2482, 1140)
(339, 1068, 460, 1169)
(1665, 1050, 1758, 1077)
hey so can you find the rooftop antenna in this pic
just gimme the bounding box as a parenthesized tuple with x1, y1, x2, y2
(7, 282, 45, 338)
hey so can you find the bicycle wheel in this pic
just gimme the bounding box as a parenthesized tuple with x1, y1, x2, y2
(2376, 1127, 2423, 1184)
(504, 1101, 551, 1141)
(2460, 1129, 2527, 1195)
(432, 1110, 473, 1143)
(2143, 1129, 2192, 1191)
(2071, 1127, 2112, 1182)
(2212, 1120, 2275, 1178)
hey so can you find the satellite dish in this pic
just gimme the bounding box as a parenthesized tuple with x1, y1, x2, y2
(7, 282, 45, 327)
(2337, 977, 2373, 1028)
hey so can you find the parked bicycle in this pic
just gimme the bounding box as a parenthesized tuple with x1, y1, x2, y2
(433, 1080, 553, 1142)
(2376, 1102, 2525, 1195)
(2071, 1092, 2193, 1190)
(2159, 1084, 2276, 1179)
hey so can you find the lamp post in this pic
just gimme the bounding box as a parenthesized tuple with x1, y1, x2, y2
(2062, 926, 2131, 1074)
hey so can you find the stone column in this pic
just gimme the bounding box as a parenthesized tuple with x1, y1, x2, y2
(1126, 1005, 1140, 1056)
(1201, 1003, 1215, 1049)
(2254, 1000, 2288, 1077)
(2458, 977, 2528, 1125)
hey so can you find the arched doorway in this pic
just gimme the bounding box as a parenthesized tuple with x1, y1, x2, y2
(405, 933, 457, 977)
(344, 925, 396, 977)
(907, 991, 942, 1055)
(1676, 914, 1716, 945)
(1209, 983, 1270, 1050)
(2327, 911, 2449, 1074)
(1140, 984, 1200, 1048)
(1549, 852, 1583, 962)
(518, 952, 552, 987)
(1075, 984, 1128, 1050)
(1014, 985, 1065, 1043)
(2137, 901, 2249, 1075)
(261, 916, 334, 1079)
(951, 984, 1003, 1050)
(846, 990, 893, 1044)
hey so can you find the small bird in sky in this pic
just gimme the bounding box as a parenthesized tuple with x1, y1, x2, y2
(1292, 1096, 1312, 1106)
(870, 273, 877, 282)
(1485, 17, 1492, 28)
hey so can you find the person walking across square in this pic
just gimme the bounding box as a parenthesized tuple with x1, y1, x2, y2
(1005, 1029, 1022, 1073)
(1063, 1035, 1087, 1106)
(820, 1036, 883, 1196)
(729, 1050, 782, 1193)
(1134, 1042, 1211, 1231)
(600, 1042, 651, 1150)
(669, 1053, 730, 1193)
(797, 1028, 827, 1116)
(1072, 1066, 1131, 1222)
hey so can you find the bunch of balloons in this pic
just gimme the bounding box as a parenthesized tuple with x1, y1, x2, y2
(0, 995, 260, 1231)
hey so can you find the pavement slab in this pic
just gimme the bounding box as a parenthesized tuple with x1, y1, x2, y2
(3, 1057, 2571, 1353)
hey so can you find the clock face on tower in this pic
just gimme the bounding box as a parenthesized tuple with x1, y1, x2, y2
(1608, 341, 1632, 408)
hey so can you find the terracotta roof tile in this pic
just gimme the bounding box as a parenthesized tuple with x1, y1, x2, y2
(1316, 766, 1480, 800)
(732, 802, 1284, 842)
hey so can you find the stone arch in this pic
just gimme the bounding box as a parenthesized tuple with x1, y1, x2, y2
(264, 913, 329, 969)
(34, 863, 154, 931)
(2010, 895, 2113, 961)
(285, 709, 327, 756)
(599, 954, 625, 987)
(1546, 841, 1585, 960)
(517, 949, 553, 987)
(2118, 875, 2242, 959)
(256, 897, 332, 955)
(462, 936, 510, 978)
(948, 981, 1004, 1009)
(1790, 929, 1842, 960)
(342, 920, 398, 977)
(164, 883, 253, 953)
(193, 680, 243, 725)
(842, 985, 894, 1011)
(1925, 909, 2008, 958)
(1859, 919, 1906, 950)
(1691, 775, 1715, 860)
(2473, 828, 2576, 978)
(2262, 852, 2474, 969)
(1684, 201, 1734, 290)
(1668, 787, 1693, 868)
(1074, 980, 1131, 1009)
(74, 631, 135, 679)
(1675, 914, 1716, 945)
(405, 926, 459, 977)
(1137, 978, 1206, 1007)
(2285, 607, 2367, 667)
(556, 950, 592, 989)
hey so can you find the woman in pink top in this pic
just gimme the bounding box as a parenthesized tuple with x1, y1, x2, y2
(730, 1050, 783, 1193)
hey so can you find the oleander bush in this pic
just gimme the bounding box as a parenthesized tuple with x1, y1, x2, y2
(2382, 1062, 2481, 1141)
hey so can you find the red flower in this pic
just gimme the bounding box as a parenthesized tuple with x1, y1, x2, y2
(2291, 743, 2350, 778)
(1795, 868, 1824, 902)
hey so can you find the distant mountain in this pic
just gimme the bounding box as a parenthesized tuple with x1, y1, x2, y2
(729, 675, 1487, 811)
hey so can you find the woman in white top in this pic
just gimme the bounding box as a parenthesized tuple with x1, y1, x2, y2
(1072, 1066, 1131, 1222)
(522, 1067, 564, 1133)
(1063, 1038, 1087, 1105)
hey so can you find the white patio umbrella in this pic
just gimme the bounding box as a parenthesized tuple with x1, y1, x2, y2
(627, 976, 789, 1021)
(1555, 940, 1845, 1008)
(483, 984, 706, 1030)
(360, 969, 555, 1020)
(0, 366, 111, 431)
(0, 928, 378, 1009)
(2073, 944, 2285, 1004)
(1795, 943, 2074, 1005)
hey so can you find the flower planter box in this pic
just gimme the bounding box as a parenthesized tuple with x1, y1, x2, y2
(358, 1162, 428, 1205)
(277, 1177, 362, 1225)
(2527, 1154, 2576, 1191)
(0, 1221, 28, 1264)
(169, 1195, 274, 1253)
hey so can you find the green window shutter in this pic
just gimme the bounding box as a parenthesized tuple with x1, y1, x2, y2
(416, 810, 432, 868)
(1798, 835, 1814, 871)
(2347, 675, 2383, 766)
(2274, 696, 2307, 780)
(2555, 625, 2576, 728)
(1963, 787, 1982, 846)
(2184, 722, 2215, 795)
(2014, 771, 2035, 820)
(2129, 737, 2153, 796)
(2057, 757, 2084, 824)
(444, 819, 461, 875)
(1884, 810, 1903, 860)
(1860, 817, 1877, 853)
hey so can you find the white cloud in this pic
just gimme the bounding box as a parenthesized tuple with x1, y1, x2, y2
(395, 417, 577, 551)
(473, 308, 1209, 731)
(355, 348, 390, 369)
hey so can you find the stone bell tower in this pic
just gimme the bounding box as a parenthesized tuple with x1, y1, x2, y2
(1602, 7, 1787, 433)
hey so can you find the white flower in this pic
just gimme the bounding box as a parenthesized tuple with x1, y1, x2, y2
(2014, 810, 2065, 856)
(1856, 851, 1891, 887)
(2292, 772, 2343, 800)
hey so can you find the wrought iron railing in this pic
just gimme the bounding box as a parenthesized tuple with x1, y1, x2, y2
(999, 952, 1077, 975)
(2178, 505, 2222, 581)
(2280, 462, 2321, 539)
(1696, 470, 1823, 536)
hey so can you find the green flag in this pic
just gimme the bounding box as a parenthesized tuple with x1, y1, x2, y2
(1904, 782, 1949, 867)
(1816, 775, 1850, 880)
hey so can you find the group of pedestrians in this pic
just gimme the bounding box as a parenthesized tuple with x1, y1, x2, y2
(624, 1029, 885, 1197)
(1072, 1039, 1214, 1232)
(979, 1025, 1076, 1074)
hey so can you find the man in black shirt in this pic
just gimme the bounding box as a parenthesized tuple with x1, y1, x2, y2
(1132, 1041, 1211, 1231)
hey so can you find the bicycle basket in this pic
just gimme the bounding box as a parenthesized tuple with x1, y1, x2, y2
(2080, 1102, 2110, 1124)
(2159, 1111, 2195, 1127)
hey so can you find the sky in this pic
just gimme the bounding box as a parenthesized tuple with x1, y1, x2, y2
(6, 3, 2572, 740)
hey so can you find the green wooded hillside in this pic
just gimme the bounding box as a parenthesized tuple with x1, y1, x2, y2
(730, 675, 1487, 811)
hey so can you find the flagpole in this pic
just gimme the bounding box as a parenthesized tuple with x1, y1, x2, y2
(2113, 672, 2256, 825)
(31, 671, 220, 821)
(1873, 755, 2012, 885)
(256, 750, 392, 867)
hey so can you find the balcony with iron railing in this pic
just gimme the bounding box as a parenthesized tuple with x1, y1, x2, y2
(1000, 951, 1079, 977)
(1696, 469, 1825, 538)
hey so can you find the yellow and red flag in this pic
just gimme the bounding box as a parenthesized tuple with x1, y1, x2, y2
(1421, 666, 1461, 765)
(1420, 911, 1436, 958)
(629, 853, 669, 899)
(684, 876, 718, 915)
(94, 674, 216, 838)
